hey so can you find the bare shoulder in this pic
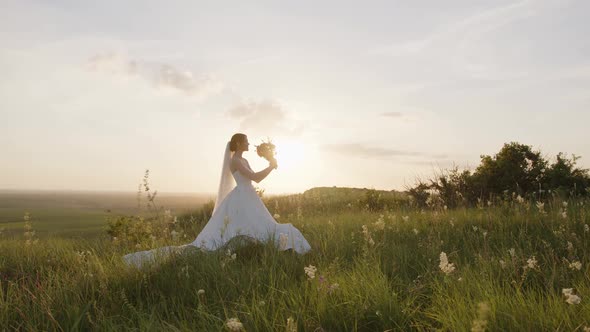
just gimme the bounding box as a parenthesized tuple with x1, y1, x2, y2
(231, 156, 244, 164)
(230, 156, 245, 172)
(229, 157, 239, 172)
(241, 158, 252, 168)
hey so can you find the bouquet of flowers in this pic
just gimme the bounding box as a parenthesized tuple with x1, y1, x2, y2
(255, 138, 277, 168)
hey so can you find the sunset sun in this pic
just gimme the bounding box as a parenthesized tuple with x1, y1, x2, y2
(275, 140, 306, 170)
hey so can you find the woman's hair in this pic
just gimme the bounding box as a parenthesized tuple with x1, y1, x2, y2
(229, 133, 247, 152)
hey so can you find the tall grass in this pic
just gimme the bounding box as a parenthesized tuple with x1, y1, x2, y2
(1, 195, 589, 331)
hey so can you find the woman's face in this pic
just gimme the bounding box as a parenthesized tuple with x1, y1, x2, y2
(239, 136, 250, 152)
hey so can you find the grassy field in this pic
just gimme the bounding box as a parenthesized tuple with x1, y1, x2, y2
(1, 190, 589, 331)
(0, 190, 213, 238)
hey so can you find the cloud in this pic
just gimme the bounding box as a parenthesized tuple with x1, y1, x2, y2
(404, 160, 460, 167)
(86, 53, 223, 100)
(368, 0, 570, 80)
(380, 112, 404, 118)
(322, 143, 448, 161)
(227, 99, 306, 137)
(370, 0, 539, 56)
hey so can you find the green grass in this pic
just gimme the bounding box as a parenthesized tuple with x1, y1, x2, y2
(1, 198, 590, 331)
(0, 208, 110, 239)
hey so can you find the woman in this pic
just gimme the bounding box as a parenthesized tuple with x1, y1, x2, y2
(123, 133, 311, 268)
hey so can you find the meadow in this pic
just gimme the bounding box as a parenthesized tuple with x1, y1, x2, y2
(0, 190, 213, 238)
(1, 188, 589, 331)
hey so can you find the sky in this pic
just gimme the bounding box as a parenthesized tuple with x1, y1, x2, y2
(1, 0, 589, 194)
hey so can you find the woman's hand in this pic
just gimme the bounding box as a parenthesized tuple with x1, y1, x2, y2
(269, 158, 278, 170)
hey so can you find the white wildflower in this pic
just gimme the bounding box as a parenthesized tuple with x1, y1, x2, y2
(273, 213, 280, 219)
(569, 261, 582, 271)
(286, 317, 297, 332)
(362, 224, 374, 246)
(225, 249, 237, 260)
(304, 265, 317, 280)
(329, 283, 340, 292)
(562, 288, 581, 305)
(373, 219, 385, 231)
(439, 252, 456, 275)
(563, 201, 568, 208)
(471, 302, 490, 332)
(561, 210, 567, 219)
(567, 241, 574, 251)
(181, 265, 189, 278)
(402, 216, 410, 222)
(473, 226, 478, 232)
(516, 195, 525, 204)
(225, 317, 244, 331)
(362, 225, 369, 236)
(197, 289, 205, 295)
(508, 248, 516, 258)
(499, 259, 506, 269)
(278, 233, 289, 250)
(526, 256, 538, 269)
(536, 201, 545, 214)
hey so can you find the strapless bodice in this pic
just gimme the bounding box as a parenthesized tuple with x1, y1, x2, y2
(232, 170, 253, 187)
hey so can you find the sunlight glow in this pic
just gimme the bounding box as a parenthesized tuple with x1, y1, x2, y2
(245, 137, 324, 194)
(275, 140, 307, 171)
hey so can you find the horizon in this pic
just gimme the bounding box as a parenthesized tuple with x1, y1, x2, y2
(0, 184, 404, 196)
(2, 0, 589, 194)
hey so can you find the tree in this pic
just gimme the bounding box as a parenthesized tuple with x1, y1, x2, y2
(407, 142, 590, 208)
(545, 153, 589, 195)
(470, 142, 547, 197)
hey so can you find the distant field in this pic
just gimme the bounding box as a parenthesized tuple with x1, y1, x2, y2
(0, 190, 213, 238)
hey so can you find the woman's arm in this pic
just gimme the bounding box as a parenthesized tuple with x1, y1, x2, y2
(232, 158, 276, 183)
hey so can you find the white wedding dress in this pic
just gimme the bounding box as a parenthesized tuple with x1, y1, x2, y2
(123, 148, 311, 268)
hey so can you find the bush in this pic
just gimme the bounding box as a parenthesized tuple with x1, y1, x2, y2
(106, 170, 184, 248)
(408, 142, 590, 208)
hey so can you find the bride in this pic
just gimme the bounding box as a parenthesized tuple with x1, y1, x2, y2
(123, 133, 312, 268)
